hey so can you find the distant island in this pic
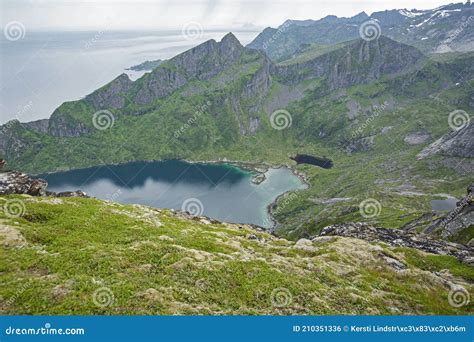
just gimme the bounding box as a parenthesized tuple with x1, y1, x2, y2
(127, 59, 163, 71)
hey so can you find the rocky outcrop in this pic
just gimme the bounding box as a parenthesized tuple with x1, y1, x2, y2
(0, 120, 36, 160)
(48, 118, 89, 137)
(173, 32, 244, 80)
(272, 36, 424, 91)
(133, 66, 188, 105)
(319, 222, 473, 264)
(0, 160, 87, 198)
(53, 190, 89, 198)
(86, 73, 133, 110)
(241, 55, 272, 99)
(424, 183, 474, 239)
(22, 119, 49, 134)
(417, 120, 474, 159)
(0, 170, 48, 196)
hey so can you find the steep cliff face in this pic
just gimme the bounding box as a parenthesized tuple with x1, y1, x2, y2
(21, 119, 49, 134)
(234, 54, 272, 135)
(0, 121, 42, 161)
(172, 32, 244, 80)
(85, 73, 133, 110)
(421, 184, 474, 241)
(133, 66, 188, 105)
(417, 120, 474, 159)
(272, 37, 424, 90)
(242, 56, 272, 99)
(48, 113, 90, 137)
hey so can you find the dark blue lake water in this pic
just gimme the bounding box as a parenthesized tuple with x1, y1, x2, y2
(40, 160, 306, 228)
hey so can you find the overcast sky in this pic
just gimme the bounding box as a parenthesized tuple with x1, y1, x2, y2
(0, 0, 457, 31)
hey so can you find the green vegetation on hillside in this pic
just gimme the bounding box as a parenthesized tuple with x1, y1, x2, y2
(1, 39, 472, 241)
(1, 195, 472, 315)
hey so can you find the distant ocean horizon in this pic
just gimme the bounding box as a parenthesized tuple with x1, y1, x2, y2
(0, 29, 260, 125)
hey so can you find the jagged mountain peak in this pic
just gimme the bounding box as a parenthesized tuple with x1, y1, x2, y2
(220, 32, 242, 47)
(170, 31, 243, 65)
(83, 32, 247, 110)
(351, 11, 370, 21)
(85, 72, 133, 110)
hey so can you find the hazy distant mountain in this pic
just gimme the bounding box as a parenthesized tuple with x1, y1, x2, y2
(247, 2, 474, 61)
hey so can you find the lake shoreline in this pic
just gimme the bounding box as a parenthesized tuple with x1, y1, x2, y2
(34, 157, 311, 230)
(181, 158, 311, 231)
(34, 157, 310, 187)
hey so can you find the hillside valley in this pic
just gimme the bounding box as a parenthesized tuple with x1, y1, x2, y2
(0, 1, 473, 316)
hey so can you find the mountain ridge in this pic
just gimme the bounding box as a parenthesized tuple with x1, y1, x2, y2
(247, 2, 474, 61)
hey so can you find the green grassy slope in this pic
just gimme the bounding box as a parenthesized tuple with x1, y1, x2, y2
(1, 195, 472, 315)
